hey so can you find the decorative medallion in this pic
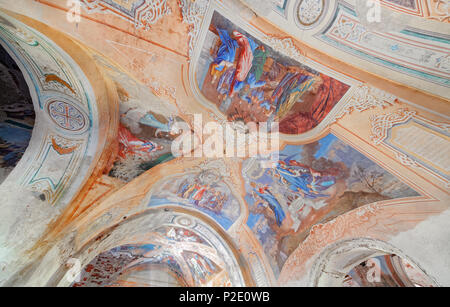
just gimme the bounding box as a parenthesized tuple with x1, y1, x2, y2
(47, 101, 88, 132)
(295, 0, 325, 28)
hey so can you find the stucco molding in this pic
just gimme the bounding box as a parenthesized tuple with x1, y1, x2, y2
(332, 84, 399, 124)
(80, 0, 172, 31)
(370, 108, 417, 145)
(179, 0, 210, 59)
(369, 108, 450, 186)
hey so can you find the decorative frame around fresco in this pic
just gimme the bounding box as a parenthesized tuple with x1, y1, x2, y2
(188, 1, 359, 142)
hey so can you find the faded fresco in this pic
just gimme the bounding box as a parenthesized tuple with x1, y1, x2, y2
(73, 226, 231, 287)
(243, 134, 419, 277)
(0, 0, 448, 289)
(149, 170, 241, 230)
(93, 55, 185, 182)
(196, 12, 350, 134)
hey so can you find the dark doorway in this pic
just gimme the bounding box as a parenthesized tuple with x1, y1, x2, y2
(0, 44, 35, 183)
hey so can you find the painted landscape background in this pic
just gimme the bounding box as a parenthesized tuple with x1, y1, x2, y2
(197, 12, 350, 134)
(243, 134, 419, 277)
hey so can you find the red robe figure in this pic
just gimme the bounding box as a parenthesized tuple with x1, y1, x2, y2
(229, 31, 257, 97)
(118, 124, 161, 159)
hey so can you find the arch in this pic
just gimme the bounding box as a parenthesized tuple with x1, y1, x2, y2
(0, 10, 120, 203)
(0, 10, 118, 285)
(0, 11, 98, 202)
(51, 206, 253, 287)
(308, 238, 439, 287)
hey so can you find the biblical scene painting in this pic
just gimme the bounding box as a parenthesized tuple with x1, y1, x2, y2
(196, 12, 350, 134)
(149, 170, 241, 230)
(111, 111, 181, 182)
(73, 226, 231, 287)
(242, 134, 419, 277)
(93, 55, 185, 182)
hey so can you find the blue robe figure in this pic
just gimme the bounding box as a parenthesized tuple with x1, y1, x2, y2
(214, 29, 238, 70)
(247, 73, 266, 89)
(275, 162, 335, 199)
(254, 187, 286, 227)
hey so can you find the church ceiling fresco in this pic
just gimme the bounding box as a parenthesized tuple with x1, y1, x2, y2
(73, 226, 232, 287)
(92, 55, 185, 182)
(148, 169, 242, 230)
(110, 108, 183, 182)
(316, 3, 450, 89)
(228, 0, 450, 98)
(67, 209, 246, 287)
(0, 0, 448, 289)
(195, 11, 351, 135)
(243, 133, 419, 277)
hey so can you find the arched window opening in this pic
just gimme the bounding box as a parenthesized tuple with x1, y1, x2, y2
(0, 44, 35, 184)
(72, 242, 227, 287)
(58, 208, 247, 287)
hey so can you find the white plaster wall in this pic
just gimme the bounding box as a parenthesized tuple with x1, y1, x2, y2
(389, 208, 450, 286)
(0, 181, 61, 285)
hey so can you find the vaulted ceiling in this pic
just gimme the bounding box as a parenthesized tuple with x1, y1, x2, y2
(0, 0, 448, 287)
